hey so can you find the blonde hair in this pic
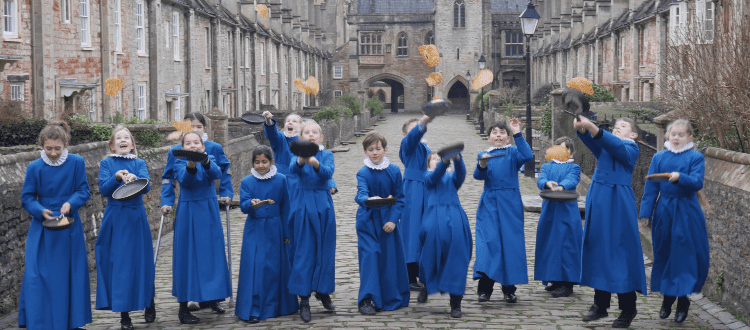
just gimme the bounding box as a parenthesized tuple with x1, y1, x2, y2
(181, 132, 204, 147)
(108, 125, 138, 156)
(664, 118, 694, 139)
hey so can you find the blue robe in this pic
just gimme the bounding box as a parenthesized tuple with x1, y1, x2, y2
(287, 150, 337, 296)
(535, 161, 582, 284)
(95, 156, 155, 312)
(419, 158, 472, 296)
(161, 140, 233, 208)
(472, 134, 534, 285)
(399, 122, 431, 263)
(19, 153, 92, 330)
(578, 130, 648, 294)
(355, 163, 410, 310)
(639, 148, 709, 297)
(235, 172, 299, 321)
(171, 155, 232, 302)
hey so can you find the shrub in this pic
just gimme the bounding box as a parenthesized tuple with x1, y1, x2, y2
(109, 111, 127, 124)
(366, 96, 384, 116)
(338, 93, 361, 116)
(532, 83, 555, 105)
(133, 130, 163, 148)
(312, 105, 351, 122)
(540, 99, 552, 136)
(90, 124, 113, 141)
(590, 84, 617, 102)
(0, 119, 47, 147)
(68, 113, 93, 125)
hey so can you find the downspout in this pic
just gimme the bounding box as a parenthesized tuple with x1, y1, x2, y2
(99, 0, 111, 121)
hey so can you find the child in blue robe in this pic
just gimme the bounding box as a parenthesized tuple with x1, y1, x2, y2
(95, 125, 156, 329)
(399, 116, 433, 290)
(639, 119, 709, 323)
(355, 132, 409, 315)
(287, 121, 337, 323)
(236, 145, 299, 323)
(575, 116, 648, 329)
(473, 119, 533, 303)
(418, 151, 472, 319)
(171, 132, 232, 324)
(534, 138, 582, 298)
(19, 122, 92, 330)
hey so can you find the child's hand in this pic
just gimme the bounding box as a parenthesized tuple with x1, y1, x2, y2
(161, 206, 172, 214)
(42, 209, 55, 220)
(262, 111, 273, 119)
(452, 154, 461, 162)
(306, 156, 320, 168)
(441, 157, 451, 165)
(115, 169, 130, 182)
(187, 160, 197, 168)
(250, 198, 261, 205)
(60, 202, 71, 215)
(573, 116, 596, 133)
(330, 188, 338, 195)
(383, 221, 396, 233)
(509, 118, 521, 134)
(478, 153, 490, 168)
(545, 181, 559, 190)
(420, 115, 433, 126)
(669, 172, 680, 182)
(367, 196, 382, 200)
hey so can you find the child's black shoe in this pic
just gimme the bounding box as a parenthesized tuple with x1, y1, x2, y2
(246, 316, 260, 324)
(144, 298, 156, 323)
(504, 293, 517, 303)
(358, 299, 377, 315)
(299, 299, 311, 323)
(208, 300, 226, 314)
(315, 292, 336, 311)
(551, 286, 574, 298)
(674, 308, 689, 323)
(612, 309, 637, 328)
(477, 291, 491, 302)
(409, 281, 425, 291)
(178, 303, 200, 324)
(582, 304, 608, 322)
(659, 305, 671, 319)
(449, 295, 463, 318)
(417, 287, 428, 304)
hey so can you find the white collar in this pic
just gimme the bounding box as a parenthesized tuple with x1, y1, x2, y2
(664, 141, 694, 154)
(551, 159, 568, 164)
(487, 144, 512, 152)
(109, 153, 137, 159)
(251, 165, 277, 180)
(567, 158, 575, 163)
(319, 144, 325, 151)
(364, 157, 390, 170)
(618, 136, 636, 144)
(284, 131, 299, 138)
(420, 138, 428, 145)
(41, 149, 69, 167)
(202, 133, 209, 142)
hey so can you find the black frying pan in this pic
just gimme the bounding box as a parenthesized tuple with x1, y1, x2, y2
(43, 215, 75, 231)
(112, 178, 150, 201)
(437, 142, 465, 159)
(241, 113, 266, 125)
(290, 140, 319, 158)
(364, 197, 398, 208)
(421, 99, 452, 118)
(173, 150, 208, 162)
(539, 190, 580, 202)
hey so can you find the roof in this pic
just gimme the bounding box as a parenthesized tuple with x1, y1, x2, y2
(612, 8, 631, 30)
(633, 0, 656, 22)
(214, 4, 238, 25)
(357, 0, 433, 14)
(191, 0, 215, 16)
(491, 0, 527, 13)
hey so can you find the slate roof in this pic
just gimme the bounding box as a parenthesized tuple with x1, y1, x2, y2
(612, 8, 631, 30)
(633, 0, 656, 22)
(192, 0, 215, 16)
(255, 23, 270, 37)
(357, 0, 433, 14)
(215, 5, 238, 25)
(491, 0, 527, 13)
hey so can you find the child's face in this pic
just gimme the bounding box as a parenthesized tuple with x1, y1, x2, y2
(113, 130, 134, 154)
(403, 121, 418, 137)
(182, 133, 205, 152)
(43, 139, 65, 163)
(364, 140, 388, 165)
(191, 120, 205, 135)
(427, 154, 440, 171)
(669, 125, 693, 149)
(285, 116, 301, 134)
(612, 120, 638, 139)
(301, 124, 323, 145)
(488, 127, 510, 146)
(253, 154, 274, 175)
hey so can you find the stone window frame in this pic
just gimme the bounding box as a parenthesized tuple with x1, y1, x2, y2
(244, 37, 250, 69)
(454, 0, 465, 28)
(333, 66, 342, 79)
(80, 0, 91, 47)
(397, 32, 408, 57)
(638, 25, 645, 67)
(359, 31, 382, 55)
(695, 0, 715, 43)
(136, 0, 145, 55)
(669, 1, 688, 46)
(173, 85, 181, 121)
(173, 11, 180, 61)
(62, 0, 71, 23)
(137, 82, 147, 120)
(228, 31, 233, 69)
(3, 0, 18, 39)
(260, 41, 265, 75)
(425, 31, 434, 45)
(205, 27, 211, 68)
(505, 31, 523, 58)
(88, 92, 95, 120)
(205, 90, 210, 110)
(334, 90, 342, 99)
(114, 0, 121, 51)
(619, 34, 625, 69)
(10, 82, 23, 101)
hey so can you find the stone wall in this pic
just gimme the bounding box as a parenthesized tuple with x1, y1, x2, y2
(700, 148, 750, 321)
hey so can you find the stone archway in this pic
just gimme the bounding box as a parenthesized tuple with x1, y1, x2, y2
(444, 76, 471, 113)
(365, 74, 407, 113)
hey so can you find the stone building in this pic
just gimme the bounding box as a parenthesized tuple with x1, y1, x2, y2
(529, 0, 748, 102)
(0, 0, 335, 122)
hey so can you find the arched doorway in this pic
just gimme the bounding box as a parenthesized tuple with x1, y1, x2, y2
(365, 74, 406, 113)
(447, 80, 470, 113)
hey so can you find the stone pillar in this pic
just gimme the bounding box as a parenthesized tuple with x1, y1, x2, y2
(207, 108, 229, 145)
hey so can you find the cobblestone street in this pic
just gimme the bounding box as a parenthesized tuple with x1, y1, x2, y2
(5, 114, 747, 330)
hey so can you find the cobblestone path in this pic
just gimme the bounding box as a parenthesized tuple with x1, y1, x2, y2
(5, 114, 746, 330)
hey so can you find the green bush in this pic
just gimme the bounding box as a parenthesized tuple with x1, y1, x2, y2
(0, 119, 47, 146)
(540, 99, 552, 136)
(90, 124, 113, 141)
(338, 93, 361, 116)
(133, 130, 163, 148)
(590, 84, 617, 102)
(312, 105, 351, 122)
(109, 111, 127, 124)
(68, 113, 93, 125)
(366, 96, 384, 116)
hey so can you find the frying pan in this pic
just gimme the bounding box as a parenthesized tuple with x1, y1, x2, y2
(364, 197, 398, 208)
(421, 99, 452, 118)
(172, 150, 208, 162)
(112, 178, 150, 201)
(251, 199, 275, 209)
(290, 140, 319, 158)
(241, 113, 266, 125)
(646, 173, 672, 182)
(43, 214, 75, 231)
(539, 190, 580, 202)
(437, 142, 464, 159)
(477, 152, 506, 160)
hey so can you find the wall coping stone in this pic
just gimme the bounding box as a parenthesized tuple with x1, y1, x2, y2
(705, 147, 750, 166)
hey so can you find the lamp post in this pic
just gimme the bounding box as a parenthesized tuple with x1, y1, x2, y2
(519, 0, 540, 178)
(478, 55, 486, 134)
(466, 71, 472, 120)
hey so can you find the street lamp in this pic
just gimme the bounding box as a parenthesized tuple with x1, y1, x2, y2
(519, 0, 540, 177)
(466, 71, 472, 121)
(478, 55, 486, 134)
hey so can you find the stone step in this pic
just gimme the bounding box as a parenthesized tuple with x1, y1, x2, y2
(341, 140, 358, 145)
(330, 145, 350, 153)
(354, 132, 367, 137)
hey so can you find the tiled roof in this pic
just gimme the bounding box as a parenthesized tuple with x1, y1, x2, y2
(357, 0, 433, 14)
(657, 0, 678, 13)
(255, 23, 270, 37)
(215, 5, 238, 25)
(633, 0, 656, 22)
(192, 0, 215, 16)
(491, 0, 527, 13)
(596, 19, 611, 37)
(238, 15, 256, 32)
(612, 9, 631, 30)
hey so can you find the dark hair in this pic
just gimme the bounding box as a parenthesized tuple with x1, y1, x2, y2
(184, 112, 207, 127)
(402, 118, 419, 134)
(426, 152, 439, 168)
(615, 117, 640, 138)
(38, 121, 71, 147)
(486, 121, 509, 135)
(554, 136, 575, 155)
(362, 131, 387, 150)
(181, 132, 204, 147)
(252, 145, 274, 163)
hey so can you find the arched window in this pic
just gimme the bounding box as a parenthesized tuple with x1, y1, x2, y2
(397, 33, 407, 56)
(425, 31, 434, 45)
(454, 0, 465, 28)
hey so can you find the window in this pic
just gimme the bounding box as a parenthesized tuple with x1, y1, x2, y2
(245, 37, 250, 68)
(173, 12, 180, 60)
(3, 0, 17, 38)
(669, 2, 688, 45)
(136, 1, 145, 54)
(696, 0, 715, 43)
(260, 42, 265, 75)
(425, 31, 434, 45)
(397, 33, 408, 56)
(205, 90, 210, 110)
(205, 27, 211, 67)
(505, 32, 523, 57)
(137, 83, 147, 120)
(274, 45, 278, 73)
(334, 90, 342, 99)
(284, 55, 288, 83)
(88, 92, 95, 120)
(80, 0, 90, 46)
(454, 0, 465, 28)
(10, 83, 22, 101)
(638, 27, 645, 65)
(173, 85, 181, 121)
(259, 90, 265, 105)
(619, 35, 625, 68)
(164, 22, 169, 48)
(333, 66, 342, 79)
(228, 31, 233, 68)
(62, 0, 70, 23)
(114, 0, 121, 51)
(359, 32, 382, 55)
